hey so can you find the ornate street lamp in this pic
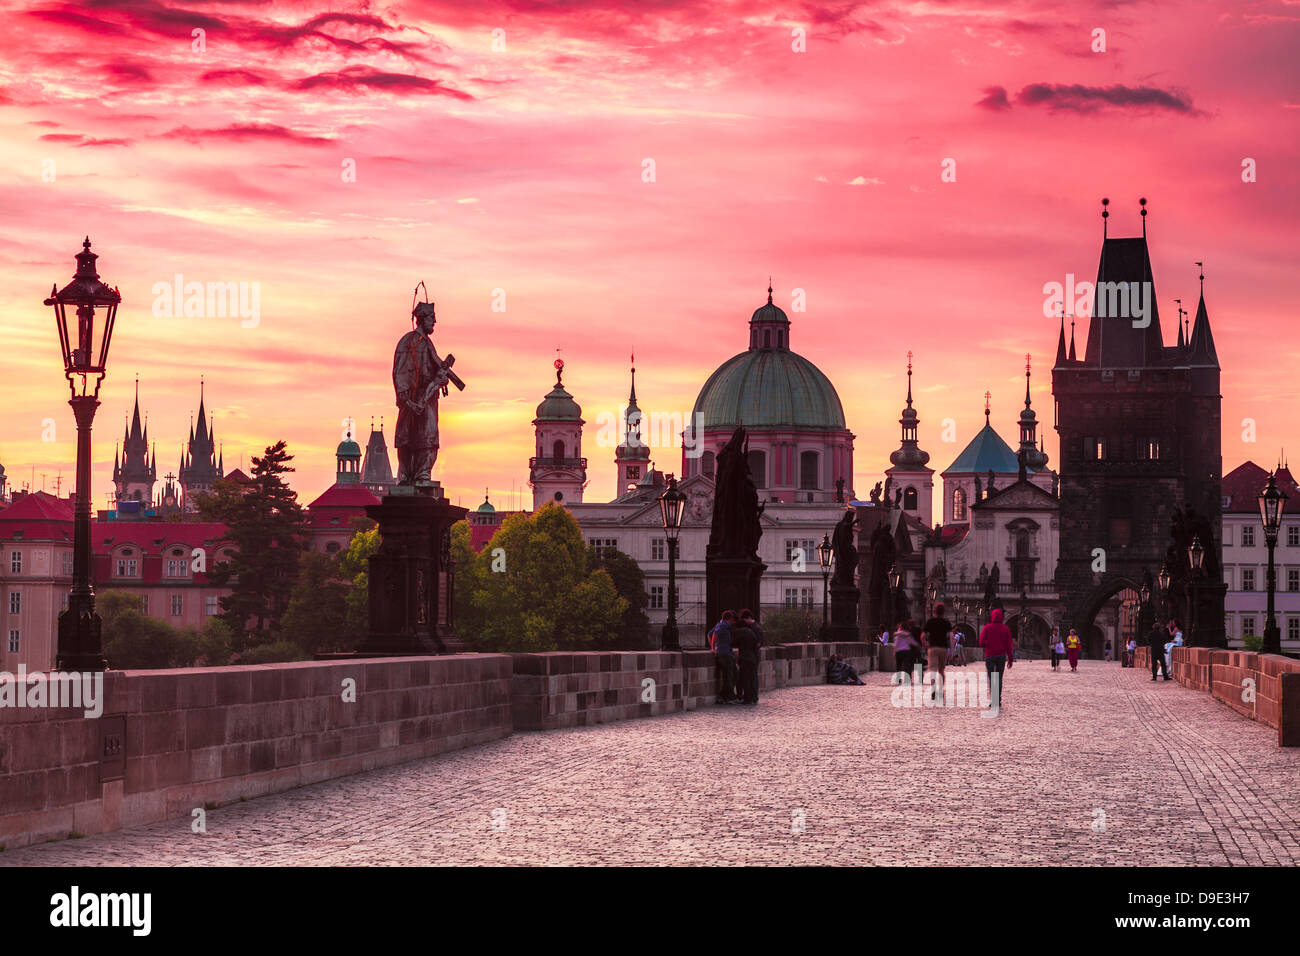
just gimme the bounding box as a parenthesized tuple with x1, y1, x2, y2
(45, 238, 120, 672)
(657, 475, 686, 652)
(1258, 472, 1288, 654)
(927, 583, 938, 618)
(817, 534, 832, 640)
(1187, 535, 1205, 646)
(1157, 561, 1171, 621)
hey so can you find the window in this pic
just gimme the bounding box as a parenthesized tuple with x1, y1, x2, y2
(649, 586, 664, 610)
(953, 487, 967, 522)
(325, 542, 340, 554)
(1289, 619, 1300, 642)
(1223, 526, 1232, 547)
(784, 539, 815, 566)
(903, 487, 918, 510)
(7, 629, 17, 653)
(590, 538, 618, 557)
(784, 588, 799, 608)
(799, 451, 819, 490)
(1242, 616, 1256, 638)
(626, 466, 640, 480)
(1241, 568, 1255, 592)
(1288, 525, 1299, 548)
(166, 558, 188, 577)
(1146, 440, 1160, 459)
(747, 450, 767, 489)
(651, 539, 665, 561)
(8, 592, 18, 615)
(116, 558, 138, 577)
(1095, 437, 1107, 460)
(205, 596, 218, 616)
(701, 451, 715, 478)
(170, 594, 183, 616)
(552, 439, 565, 460)
(1242, 526, 1255, 547)
(9, 551, 20, 574)
(1289, 569, 1299, 592)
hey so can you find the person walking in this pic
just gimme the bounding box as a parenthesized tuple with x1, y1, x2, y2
(1124, 636, 1137, 668)
(1104, 639, 1113, 663)
(1049, 626, 1062, 671)
(893, 621, 916, 682)
(734, 609, 762, 705)
(710, 610, 738, 704)
(978, 608, 1014, 712)
(948, 630, 965, 667)
(922, 603, 953, 703)
(1065, 628, 1082, 672)
(1147, 619, 1172, 681)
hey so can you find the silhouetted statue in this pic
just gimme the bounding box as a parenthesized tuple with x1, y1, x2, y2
(393, 297, 465, 485)
(867, 522, 896, 629)
(831, 510, 857, 588)
(709, 427, 763, 558)
(835, 476, 845, 503)
(983, 561, 1000, 610)
(869, 481, 882, 505)
(987, 468, 997, 495)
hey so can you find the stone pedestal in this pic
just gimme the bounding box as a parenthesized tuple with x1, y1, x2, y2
(705, 550, 765, 636)
(1188, 579, 1228, 649)
(357, 485, 468, 655)
(829, 581, 860, 642)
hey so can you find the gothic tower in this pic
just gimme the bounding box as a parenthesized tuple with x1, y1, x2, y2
(529, 360, 587, 509)
(884, 352, 934, 525)
(1052, 201, 1224, 651)
(179, 381, 223, 511)
(614, 357, 650, 497)
(113, 378, 156, 505)
(361, 418, 396, 495)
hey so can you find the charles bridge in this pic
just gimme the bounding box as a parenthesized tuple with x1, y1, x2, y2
(2, 642, 1298, 864)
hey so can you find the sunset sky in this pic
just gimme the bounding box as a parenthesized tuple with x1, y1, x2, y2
(1, 0, 1297, 509)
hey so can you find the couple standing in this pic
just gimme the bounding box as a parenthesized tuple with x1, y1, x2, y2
(710, 609, 762, 705)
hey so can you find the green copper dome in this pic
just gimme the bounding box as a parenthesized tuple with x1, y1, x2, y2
(692, 350, 846, 430)
(336, 436, 362, 458)
(535, 365, 582, 421)
(692, 289, 846, 430)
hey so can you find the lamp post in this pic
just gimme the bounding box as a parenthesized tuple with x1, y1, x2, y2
(658, 475, 686, 652)
(1157, 562, 1171, 622)
(1187, 535, 1205, 647)
(817, 534, 832, 641)
(928, 584, 938, 619)
(45, 238, 119, 673)
(888, 564, 901, 629)
(1258, 472, 1288, 654)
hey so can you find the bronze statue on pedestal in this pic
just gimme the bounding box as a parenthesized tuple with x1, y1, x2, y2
(392, 287, 466, 486)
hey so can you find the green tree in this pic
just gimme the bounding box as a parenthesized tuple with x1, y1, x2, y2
(459, 503, 627, 652)
(449, 521, 482, 642)
(339, 523, 380, 648)
(586, 545, 651, 649)
(279, 551, 350, 655)
(196, 440, 306, 650)
(99, 590, 192, 669)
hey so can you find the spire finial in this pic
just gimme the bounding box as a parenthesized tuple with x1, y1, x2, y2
(1139, 197, 1147, 238)
(1101, 197, 1109, 239)
(1195, 260, 1204, 296)
(984, 390, 991, 421)
(905, 351, 913, 407)
(766, 278, 773, 305)
(1025, 353, 1032, 408)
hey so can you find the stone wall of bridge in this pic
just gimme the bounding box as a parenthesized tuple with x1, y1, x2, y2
(0, 643, 873, 849)
(1135, 645, 1300, 745)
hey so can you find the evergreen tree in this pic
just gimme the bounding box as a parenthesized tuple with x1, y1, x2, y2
(197, 440, 306, 650)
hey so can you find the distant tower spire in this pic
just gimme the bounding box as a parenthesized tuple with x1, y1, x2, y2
(1101, 197, 1109, 239)
(984, 390, 991, 422)
(1068, 315, 1077, 362)
(1024, 354, 1032, 407)
(1175, 298, 1186, 348)
(766, 278, 773, 305)
(1139, 197, 1147, 238)
(905, 350, 914, 408)
(1196, 260, 1204, 296)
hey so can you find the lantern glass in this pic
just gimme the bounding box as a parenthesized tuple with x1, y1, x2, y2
(1157, 563, 1170, 593)
(888, 565, 901, 589)
(1188, 536, 1205, 572)
(44, 238, 120, 398)
(817, 535, 832, 571)
(658, 476, 686, 542)
(1258, 474, 1287, 538)
(1140, 585, 1151, 604)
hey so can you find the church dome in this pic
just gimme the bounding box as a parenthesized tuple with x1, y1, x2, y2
(336, 435, 362, 459)
(535, 363, 582, 421)
(692, 350, 846, 430)
(692, 288, 845, 431)
(476, 494, 496, 515)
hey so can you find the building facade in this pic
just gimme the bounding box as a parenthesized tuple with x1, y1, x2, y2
(1222, 461, 1300, 651)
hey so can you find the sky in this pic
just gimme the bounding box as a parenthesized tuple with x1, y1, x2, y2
(1, 0, 1297, 510)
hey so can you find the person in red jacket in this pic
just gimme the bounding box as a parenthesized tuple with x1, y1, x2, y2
(978, 608, 1015, 712)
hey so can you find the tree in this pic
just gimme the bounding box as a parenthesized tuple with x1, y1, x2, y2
(338, 522, 379, 648)
(279, 551, 350, 655)
(586, 545, 651, 649)
(457, 503, 627, 652)
(196, 440, 306, 650)
(449, 521, 482, 641)
(98, 589, 229, 669)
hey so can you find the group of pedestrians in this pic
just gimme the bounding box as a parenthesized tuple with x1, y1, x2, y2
(1047, 626, 1084, 673)
(709, 609, 763, 705)
(1146, 617, 1184, 681)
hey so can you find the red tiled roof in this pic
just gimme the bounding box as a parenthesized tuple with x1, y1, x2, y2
(1222, 461, 1297, 514)
(307, 482, 380, 528)
(93, 522, 232, 585)
(0, 491, 74, 539)
(937, 524, 969, 545)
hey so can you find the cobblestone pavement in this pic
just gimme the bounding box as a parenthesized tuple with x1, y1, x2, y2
(4, 661, 1299, 866)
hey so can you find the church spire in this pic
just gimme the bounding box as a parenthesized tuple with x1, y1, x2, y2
(889, 351, 930, 469)
(1175, 298, 1186, 348)
(1018, 355, 1049, 470)
(1188, 266, 1219, 367)
(1068, 315, 1077, 362)
(1054, 312, 1068, 367)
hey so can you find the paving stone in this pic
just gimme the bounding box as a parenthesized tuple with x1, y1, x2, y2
(3, 661, 1297, 866)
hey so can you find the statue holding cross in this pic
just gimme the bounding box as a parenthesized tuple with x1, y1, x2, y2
(392, 290, 466, 486)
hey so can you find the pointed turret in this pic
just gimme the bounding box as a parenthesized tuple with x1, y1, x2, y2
(1054, 315, 1068, 367)
(885, 351, 934, 524)
(1068, 316, 1077, 362)
(1188, 291, 1218, 367)
(615, 353, 651, 496)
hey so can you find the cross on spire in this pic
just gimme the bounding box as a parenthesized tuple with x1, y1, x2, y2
(984, 390, 991, 421)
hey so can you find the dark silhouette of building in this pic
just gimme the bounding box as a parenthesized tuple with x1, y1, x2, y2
(361, 418, 396, 495)
(112, 379, 156, 505)
(179, 382, 223, 513)
(1052, 205, 1223, 652)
